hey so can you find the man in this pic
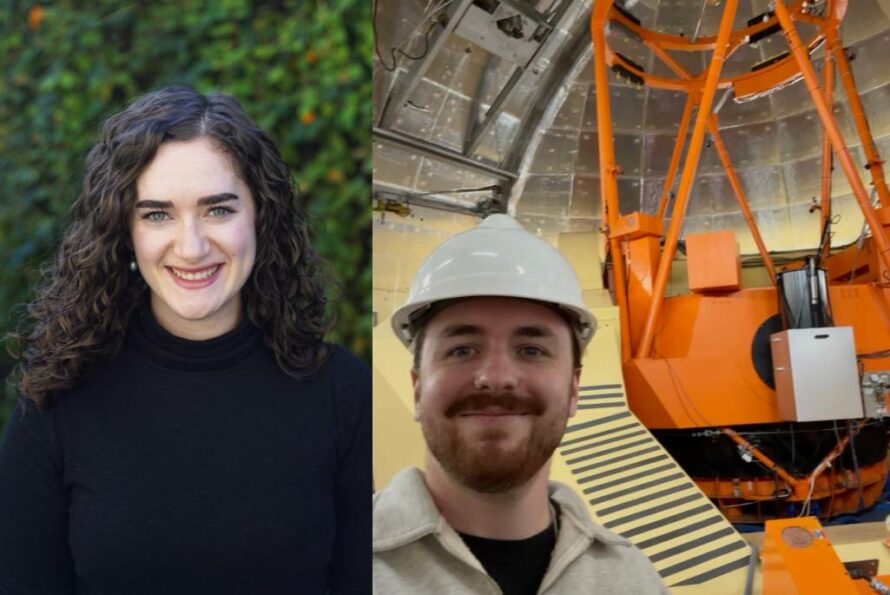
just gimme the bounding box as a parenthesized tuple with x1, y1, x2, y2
(373, 215, 668, 594)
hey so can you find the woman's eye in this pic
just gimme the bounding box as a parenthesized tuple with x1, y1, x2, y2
(142, 211, 169, 222)
(208, 206, 234, 217)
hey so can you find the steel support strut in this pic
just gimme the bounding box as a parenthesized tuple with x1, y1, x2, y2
(819, 35, 834, 258)
(826, 27, 890, 209)
(591, 7, 632, 361)
(707, 115, 778, 284)
(636, 0, 740, 359)
(773, 0, 890, 275)
(657, 93, 696, 222)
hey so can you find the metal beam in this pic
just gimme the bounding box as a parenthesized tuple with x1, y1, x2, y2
(773, 0, 890, 276)
(497, 0, 551, 26)
(506, 14, 594, 212)
(636, 0, 739, 359)
(502, 20, 590, 173)
(377, 0, 476, 128)
(373, 185, 504, 217)
(467, 0, 580, 162)
(373, 126, 518, 181)
(592, 0, 632, 362)
(464, 66, 524, 156)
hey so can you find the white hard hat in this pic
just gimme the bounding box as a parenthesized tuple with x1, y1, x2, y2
(391, 214, 596, 350)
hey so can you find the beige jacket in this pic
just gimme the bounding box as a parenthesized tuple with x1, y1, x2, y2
(373, 467, 670, 594)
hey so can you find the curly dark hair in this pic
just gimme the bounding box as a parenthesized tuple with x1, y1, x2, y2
(12, 86, 334, 408)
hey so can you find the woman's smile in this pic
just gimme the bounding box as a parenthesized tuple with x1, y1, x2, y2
(167, 264, 223, 286)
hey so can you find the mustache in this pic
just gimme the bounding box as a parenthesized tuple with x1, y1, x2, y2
(445, 393, 546, 417)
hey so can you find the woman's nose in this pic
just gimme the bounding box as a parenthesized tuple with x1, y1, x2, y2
(174, 219, 210, 261)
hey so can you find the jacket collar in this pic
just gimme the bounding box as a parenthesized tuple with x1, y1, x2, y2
(548, 480, 630, 547)
(373, 467, 442, 551)
(373, 467, 629, 551)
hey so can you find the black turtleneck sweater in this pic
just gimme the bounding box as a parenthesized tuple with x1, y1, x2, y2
(0, 308, 371, 594)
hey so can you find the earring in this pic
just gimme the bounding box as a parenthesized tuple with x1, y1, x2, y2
(129, 258, 137, 272)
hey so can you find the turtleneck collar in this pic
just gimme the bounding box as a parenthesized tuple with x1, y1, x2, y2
(128, 302, 263, 372)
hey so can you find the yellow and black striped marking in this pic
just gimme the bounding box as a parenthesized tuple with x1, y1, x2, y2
(554, 384, 751, 587)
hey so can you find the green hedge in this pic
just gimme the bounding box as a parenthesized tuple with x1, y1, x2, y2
(0, 0, 371, 429)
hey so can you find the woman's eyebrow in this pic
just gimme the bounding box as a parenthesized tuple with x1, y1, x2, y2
(197, 192, 239, 206)
(134, 199, 172, 209)
(133, 193, 239, 209)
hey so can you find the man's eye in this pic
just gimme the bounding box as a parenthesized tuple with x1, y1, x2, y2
(208, 206, 235, 217)
(518, 345, 545, 358)
(141, 211, 169, 222)
(447, 346, 475, 358)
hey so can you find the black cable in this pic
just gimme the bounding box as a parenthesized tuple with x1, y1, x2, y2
(373, 0, 441, 72)
(790, 423, 796, 472)
(848, 419, 865, 513)
(709, 420, 883, 436)
(815, 215, 832, 268)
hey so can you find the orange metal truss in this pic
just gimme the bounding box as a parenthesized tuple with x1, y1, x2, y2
(589, 0, 890, 521)
(590, 0, 890, 419)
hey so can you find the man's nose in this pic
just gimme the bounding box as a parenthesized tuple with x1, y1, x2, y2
(174, 219, 210, 262)
(474, 350, 518, 392)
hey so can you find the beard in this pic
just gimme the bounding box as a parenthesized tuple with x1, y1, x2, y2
(419, 391, 572, 494)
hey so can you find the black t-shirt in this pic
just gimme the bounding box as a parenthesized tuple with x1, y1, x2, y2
(458, 503, 560, 595)
(0, 307, 371, 594)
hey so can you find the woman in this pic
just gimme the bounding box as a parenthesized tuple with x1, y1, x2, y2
(0, 87, 370, 593)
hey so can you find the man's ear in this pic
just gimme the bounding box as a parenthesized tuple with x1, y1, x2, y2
(411, 368, 421, 422)
(568, 367, 581, 418)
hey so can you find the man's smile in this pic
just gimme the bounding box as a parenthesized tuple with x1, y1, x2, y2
(457, 407, 533, 417)
(446, 394, 545, 418)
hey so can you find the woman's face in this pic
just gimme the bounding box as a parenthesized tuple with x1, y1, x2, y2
(131, 137, 257, 340)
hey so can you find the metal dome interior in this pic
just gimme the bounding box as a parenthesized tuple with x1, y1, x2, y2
(373, 0, 890, 255)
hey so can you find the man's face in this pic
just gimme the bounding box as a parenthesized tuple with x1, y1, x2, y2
(412, 296, 580, 494)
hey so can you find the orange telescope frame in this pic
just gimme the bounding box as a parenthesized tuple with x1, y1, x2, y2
(592, 0, 890, 362)
(590, 0, 890, 519)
